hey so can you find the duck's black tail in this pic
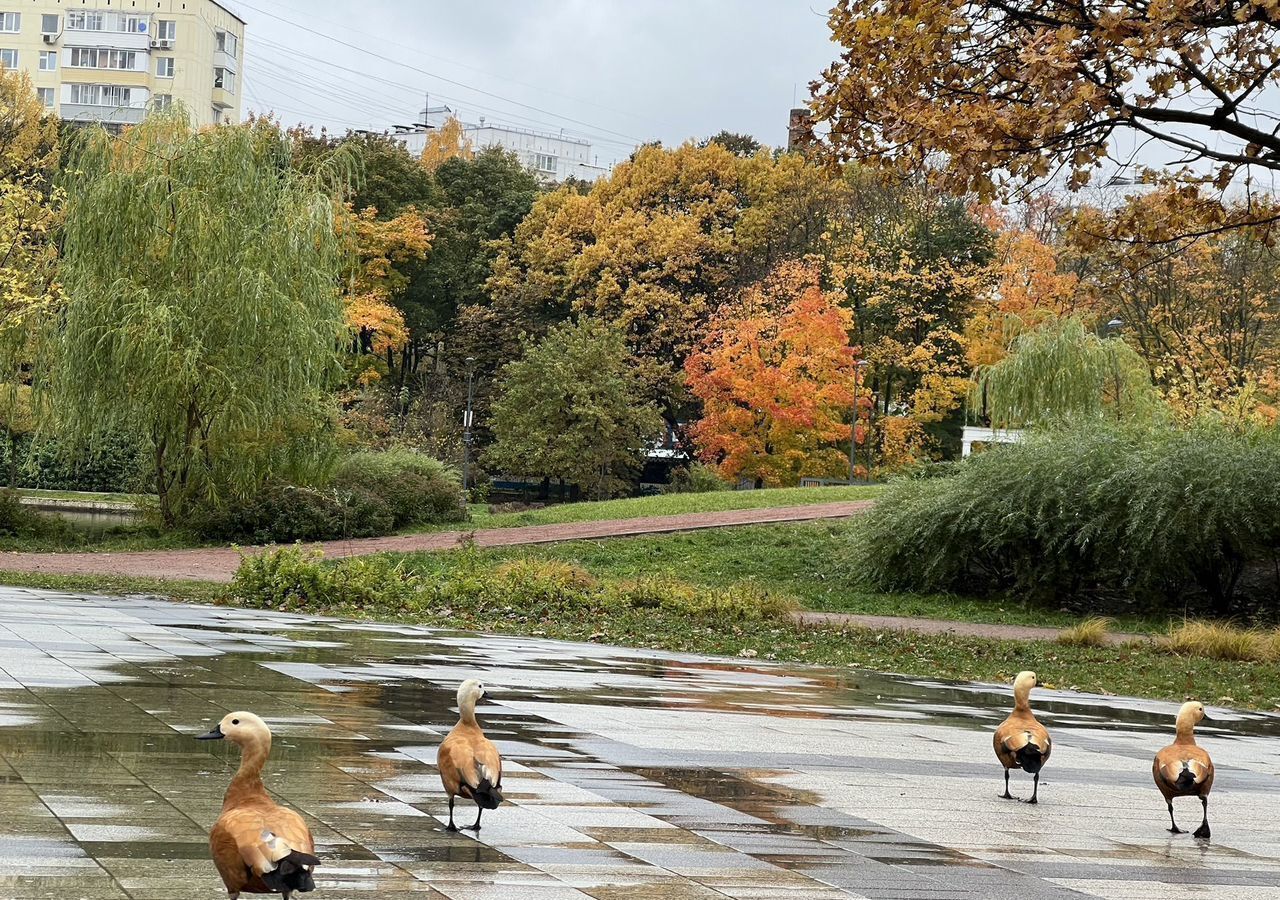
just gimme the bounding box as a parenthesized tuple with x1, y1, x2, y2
(260, 850, 320, 894)
(473, 778, 504, 810)
(1015, 742, 1046, 775)
(1174, 765, 1198, 793)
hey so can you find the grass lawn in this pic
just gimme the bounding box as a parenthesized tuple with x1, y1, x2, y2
(463, 484, 882, 530)
(394, 522, 1172, 634)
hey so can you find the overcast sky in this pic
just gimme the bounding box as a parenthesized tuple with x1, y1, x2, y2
(222, 0, 839, 168)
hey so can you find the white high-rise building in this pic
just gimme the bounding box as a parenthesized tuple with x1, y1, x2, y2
(389, 118, 611, 183)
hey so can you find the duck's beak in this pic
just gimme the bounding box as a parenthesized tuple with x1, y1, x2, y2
(196, 724, 225, 741)
(1201, 712, 1213, 722)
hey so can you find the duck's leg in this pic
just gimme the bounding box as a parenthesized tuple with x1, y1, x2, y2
(446, 796, 458, 832)
(466, 807, 484, 832)
(1167, 800, 1183, 834)
(999, 768, 1015, 800)
(1193, 797, 1211, 839)
(1024, 772, 1040, 805)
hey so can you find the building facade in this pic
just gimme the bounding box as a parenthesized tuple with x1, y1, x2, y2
(1, 0, 244, 129)
(394, 119, 611, 184)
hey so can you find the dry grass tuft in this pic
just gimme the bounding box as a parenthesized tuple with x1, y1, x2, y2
(1056, 616, 1114, 648)
(1159, 621, 1277, 663)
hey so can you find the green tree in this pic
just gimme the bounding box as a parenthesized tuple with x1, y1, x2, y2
(972, 318, 1160, 428)
(48, 112, 349, 524)
(485, 320, 662, 499)
(704, 130, 763, 158)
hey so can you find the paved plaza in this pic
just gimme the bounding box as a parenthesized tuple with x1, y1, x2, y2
(0, 587, 1277, 899)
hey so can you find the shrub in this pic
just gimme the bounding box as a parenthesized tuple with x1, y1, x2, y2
(230, 548, 796, 625)
(195, 483, 345, 543)
(334, 448, 466, 527)
(665, 463, 731, 494)
(0, 490, 40, 537)
(850, 421, 1280, 617)
(1, 432, 148, 493)
(230, 546, 420, 610)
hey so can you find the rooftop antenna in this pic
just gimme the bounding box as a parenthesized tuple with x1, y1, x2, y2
(419, 93, 452, 128)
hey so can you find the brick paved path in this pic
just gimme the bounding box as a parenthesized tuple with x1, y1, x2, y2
(0, 499, 873, 583)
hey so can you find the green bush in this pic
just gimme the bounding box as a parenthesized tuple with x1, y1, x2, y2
(0, 490, 40, 537)
(334, 448, 466, 527)
(0, 432, 147, 493)
(851, 421, 1280, 617)
(665, 463, 731, 494)
(196, 474, 412, 544)
(230, 547, 796, 625)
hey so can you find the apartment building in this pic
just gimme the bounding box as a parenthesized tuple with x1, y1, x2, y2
(393, 118, 612, 184)
(0, 0, 245, 129)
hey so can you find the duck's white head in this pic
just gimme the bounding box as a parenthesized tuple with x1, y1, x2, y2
(1177, 700, 1209, 729)
(458, 679, 486, 713)
(196, 711, 271, 746)
(1014, 670, 1039, 693)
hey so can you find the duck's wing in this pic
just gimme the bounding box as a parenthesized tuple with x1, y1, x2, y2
(996, 715, 1051, 770)
(444, 731, 504, 809)
(213, 807, 320, 891)
(1154, 744, 1213, 794)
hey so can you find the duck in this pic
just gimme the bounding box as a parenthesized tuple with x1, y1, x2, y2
(993, 670, 1052, 804)
(1153, 700, 1214, 838)
(438, 679, 504, 832)
(197, 712, 320, 898)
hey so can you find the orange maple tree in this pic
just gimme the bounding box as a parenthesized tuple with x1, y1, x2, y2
(685, 260, 862, 487)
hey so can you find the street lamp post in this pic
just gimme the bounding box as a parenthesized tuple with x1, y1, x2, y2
(462, 357, 476, 494)
(849, 360, 868, 485)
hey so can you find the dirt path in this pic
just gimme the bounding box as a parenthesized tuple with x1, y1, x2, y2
(793, 610, 1143, 645)
(0, 500, 873, 584)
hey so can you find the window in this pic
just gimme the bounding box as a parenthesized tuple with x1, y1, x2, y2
(70, 84, 134, 107)
(39, 50, 56, 71)
(211, 106, 223, 124)
(67, 11, 104, 31)
(70, 48, 136, 70)
(156, 57, 173, 78)
(0, 13, 19, 34)
(0, 49, 17, 69)
(40, 14, 58, 34)
(153, 94, 172, 111)
(215, 30, 237, 55)
(534, 153, 557, 173)
(214, 67, 234, 93)
(118, 14, 146, 34)
(156, 19, 175, 41)
(37, 87, 54, 108)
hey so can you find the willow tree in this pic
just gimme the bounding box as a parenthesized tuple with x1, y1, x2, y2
(48, 112, 349, 524)
(971, 318, 1160, 429)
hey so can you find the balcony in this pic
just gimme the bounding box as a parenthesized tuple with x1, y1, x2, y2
(213, 49, 237, 73)
(65, 30, 152, 52)
(212, 87, 234, 110)
(60, 103, 147, 125)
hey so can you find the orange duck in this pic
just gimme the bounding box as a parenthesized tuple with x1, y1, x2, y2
(1153, 700, 1215, 838)
(197, 712, 320, 898)
(438, 679, 504, 832)
(993, 670, 1052, 804)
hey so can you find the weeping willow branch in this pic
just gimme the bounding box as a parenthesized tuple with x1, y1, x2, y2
(44, 108, 348, 524)
(971, 318, 1161, 429)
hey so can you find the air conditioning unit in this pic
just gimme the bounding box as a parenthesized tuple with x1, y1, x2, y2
(41, 32, 56, 44)
(150, 38, 172, 50)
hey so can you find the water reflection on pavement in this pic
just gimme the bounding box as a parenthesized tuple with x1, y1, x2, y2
(0, 587, 1277, 899)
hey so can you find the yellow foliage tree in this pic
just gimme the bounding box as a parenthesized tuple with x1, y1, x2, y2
(339, 205, 432, 377)
(419, 116, 473, 171)
(0, 67, 62, 480)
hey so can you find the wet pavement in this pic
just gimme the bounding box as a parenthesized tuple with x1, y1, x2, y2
(0, 588, 1277, 899)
